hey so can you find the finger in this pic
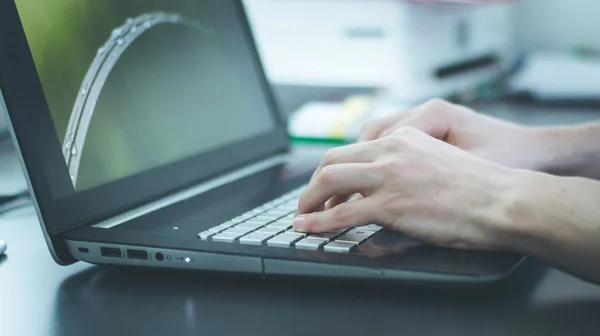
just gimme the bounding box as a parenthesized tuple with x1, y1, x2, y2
(298, 163, 381, 215)
(379, 100, 452, 140)
(309, 142, 378, 183)
(293, 196, 379, 233)
(325, 193, 364, 210)
(357, 113, 403, 143)
(325, 194, 351, 210)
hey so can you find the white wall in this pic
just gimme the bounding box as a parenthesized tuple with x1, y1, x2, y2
(515, 0, 600, 52)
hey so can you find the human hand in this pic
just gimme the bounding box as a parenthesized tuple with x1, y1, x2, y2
(294, 126, 515, 251)
(359, 99, 546, 172)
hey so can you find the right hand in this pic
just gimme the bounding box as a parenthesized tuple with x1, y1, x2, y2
(358, 99, 546, 171)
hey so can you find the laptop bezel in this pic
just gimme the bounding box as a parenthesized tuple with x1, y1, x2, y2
(0, 0, 289, 262)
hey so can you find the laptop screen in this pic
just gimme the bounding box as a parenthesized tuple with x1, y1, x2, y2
(14, 0, 276, 192)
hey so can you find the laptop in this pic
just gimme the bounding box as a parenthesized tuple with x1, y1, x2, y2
(0, 0, 523, 286)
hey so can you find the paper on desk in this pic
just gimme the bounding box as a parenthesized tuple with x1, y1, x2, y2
(509, 53, 600, 100)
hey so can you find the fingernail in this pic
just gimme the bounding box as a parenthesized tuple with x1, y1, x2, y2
(293, 215, 307, 232)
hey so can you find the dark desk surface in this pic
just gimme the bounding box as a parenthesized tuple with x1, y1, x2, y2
(1, 95, 600, 336)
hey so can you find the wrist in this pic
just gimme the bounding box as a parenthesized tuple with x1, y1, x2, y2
(491, 169, 570, 256)
(472, 164, 531, 251)
(482, 167, 525, 251)
(485, 168, 543, 254)
(532, 124, 600, 176)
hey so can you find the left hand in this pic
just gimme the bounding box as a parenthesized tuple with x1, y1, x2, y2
(294, 126, 516, 251)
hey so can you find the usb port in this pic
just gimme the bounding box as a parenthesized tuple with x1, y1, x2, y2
(101, 247, 122, 258)
(127, 249, 148, 260)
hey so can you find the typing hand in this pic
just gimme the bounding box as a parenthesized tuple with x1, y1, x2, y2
(294, 126, 515, 251)
(359, 99, 547, 172)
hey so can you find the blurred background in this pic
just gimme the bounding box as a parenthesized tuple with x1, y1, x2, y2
(241, 0, 600, 142)
(514, 0, 600, 52)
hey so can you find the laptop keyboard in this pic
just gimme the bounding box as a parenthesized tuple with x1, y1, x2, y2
(197, 186, 382, 253)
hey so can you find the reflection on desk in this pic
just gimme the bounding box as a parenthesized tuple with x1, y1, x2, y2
(51, 260, 597, 336)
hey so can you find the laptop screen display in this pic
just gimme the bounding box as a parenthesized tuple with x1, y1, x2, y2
(14, 0, 276, 192)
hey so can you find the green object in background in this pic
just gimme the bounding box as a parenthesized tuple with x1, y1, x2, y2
(290, 136, 349, 147)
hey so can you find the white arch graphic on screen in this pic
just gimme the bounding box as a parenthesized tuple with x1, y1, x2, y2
(62, 12, 214, 186)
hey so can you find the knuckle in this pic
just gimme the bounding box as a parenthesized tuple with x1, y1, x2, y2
(322, 148, 340, 165)
(423, 98, 451, 111)
(378, 134, 406, 152)
(393, 125, 418, 137)
(361, 122, 377, 134)
(317, 165, 338, 185)
(381, 159, 405, 175)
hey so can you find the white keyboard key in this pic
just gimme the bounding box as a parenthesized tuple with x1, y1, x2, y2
(266, 223, 292, 231)
(244, 217, 274, 226)
(278, 205, 297, 212)
(325, 228, 348, 235)
(271, 198, 286, 206)
(254, 215, 279, 221)
(217, 224, 235, 230)
(282, 194, 296, 201)
(236, 222, 265, 229)
(286, 199, 299, 207)
(308, 232, 338, 242)
(336, 229, 375, 244)
(324, 241, 356, 253)
(254, 206, 269, 213)
(219, 221, 237, 228)
(263, 201, 278, 209)
(360, 224, 383, 232)
(245, 209, 262, 216)
(256, 227, 285, 234)
(295, 237, 327, 250)
(269, 220, 292, 228)
(265, 209, 291, 217)
(212, 232, 243, 243)
(239, 232, 274, 245)
(198, 230, 217, 240)
(286, 229, 307, 238)
(267, 233, 304, 247)
(222, 227, 254, 235)
(208, 226, 225, 233)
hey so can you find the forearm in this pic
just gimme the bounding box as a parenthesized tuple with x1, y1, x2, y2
(498, 170, 600, 284)
(535, 122, 600, 179)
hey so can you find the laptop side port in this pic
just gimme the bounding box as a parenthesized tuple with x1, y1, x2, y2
(101, 247, 122, 258)
(127, 249, 148, 260)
